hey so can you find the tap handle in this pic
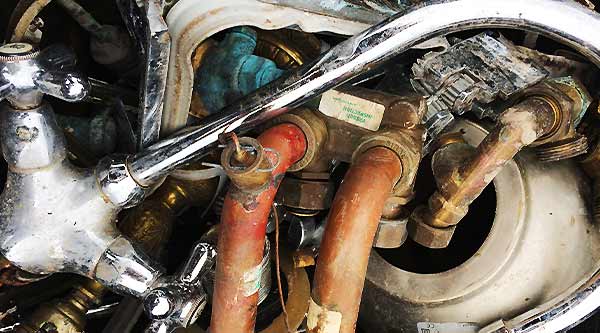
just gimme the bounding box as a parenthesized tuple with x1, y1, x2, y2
(177, 242, 217, 284)
(143, 242, 217, 333)
(0, 42, 89, 109)
(35, 70, 88, 102)
(37, 44, 79, 70)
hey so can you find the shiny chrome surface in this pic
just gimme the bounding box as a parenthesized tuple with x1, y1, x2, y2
(143, 242, 216, 333)
(480, 263, 600, 333)
(95, 236, 164, 298)
(131, 0, 600, 187)
(0, 103, 162, 299)
(1, 103, 65, 170)
(0, 43, 89, 109)
(0, 103, 120, 276)
(0, 45, 161, 298)
(96, 155, 148, 208)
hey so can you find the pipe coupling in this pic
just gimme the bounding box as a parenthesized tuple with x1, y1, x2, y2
(353, 129, 424, 203)
(96, 155, 149, 208)
(268, 108, 328, 172)
(220, 137, 274, 190)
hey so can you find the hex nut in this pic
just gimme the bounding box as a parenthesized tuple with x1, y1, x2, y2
(373, 218, 408, 249)
(408, 206, 456, 249)
(269, 108, 328, 172)
(277, 177, 335, 210)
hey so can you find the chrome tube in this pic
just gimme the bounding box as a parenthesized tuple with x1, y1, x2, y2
(480, 263, 600, 333)
(128, 0, 600, 186)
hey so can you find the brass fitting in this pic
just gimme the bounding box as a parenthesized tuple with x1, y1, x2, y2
(120, 174, 220, 255)
(277, 174, 335, 210)
(409, 80, 582, 249)
(408, 206, 457, 249)
(254, 29, 322, 69)
(190, 29, 321, 119)
(524, 77, 592, 161)
(15, 279, 106, 333)
(265, 89, 428, 251)
(270, 108, 329, 172)
(350, 95, 426, 249)
(260, 246, 311, 333)
(353, 128, 424, 204)
(269, 88, 426, 174)
(221, 136, 273, 190)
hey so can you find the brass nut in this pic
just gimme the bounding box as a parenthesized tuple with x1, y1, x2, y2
(269, 108, 328, 172)
(408, 207, 456, 249)
(373, 218, 408, 249)
(427, 192, 468, 228)
(353, 130, 424, 200)
(221, 137, 271, 190)
(277, 177, 335, 210)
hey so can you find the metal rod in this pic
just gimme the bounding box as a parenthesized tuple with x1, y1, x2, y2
(127, 0, 600, 187)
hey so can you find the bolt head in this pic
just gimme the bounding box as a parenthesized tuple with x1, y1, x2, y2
(144, 288, 174, 319)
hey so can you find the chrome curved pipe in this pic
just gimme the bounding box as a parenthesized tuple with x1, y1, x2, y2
(128, 0, 600, 186)
(480, 263, 600, 333)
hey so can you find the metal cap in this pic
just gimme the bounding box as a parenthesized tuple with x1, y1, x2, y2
(0, 43, 39, 61)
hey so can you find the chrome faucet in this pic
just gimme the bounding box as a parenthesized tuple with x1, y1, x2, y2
(0, 42, 159, 294)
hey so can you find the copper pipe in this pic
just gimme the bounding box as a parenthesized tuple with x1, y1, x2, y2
(211, 123, 306, 333)
(428, 97, 557, 229)
(408, 96, 559, 249)
(308, 147, 402, 333)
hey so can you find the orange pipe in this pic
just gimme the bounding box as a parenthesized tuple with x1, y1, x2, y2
(308, 147, 402, 333)
(211, 123, 307, 333)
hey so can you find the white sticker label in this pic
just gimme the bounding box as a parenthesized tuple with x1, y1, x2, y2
(242, 264, 262, 296)
(416, 322, 479, 333)
(307, 298, 342, 333)
(319, 90, 385, 131)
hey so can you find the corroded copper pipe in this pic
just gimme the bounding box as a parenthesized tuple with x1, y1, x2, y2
(308, 147, 402, 333)
(408, 96, 562, 249)
(211, 123, 307, 333)
(426, 97, 557, 229)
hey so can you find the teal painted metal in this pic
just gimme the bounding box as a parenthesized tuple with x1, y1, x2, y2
(195, 27, 285, 115)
